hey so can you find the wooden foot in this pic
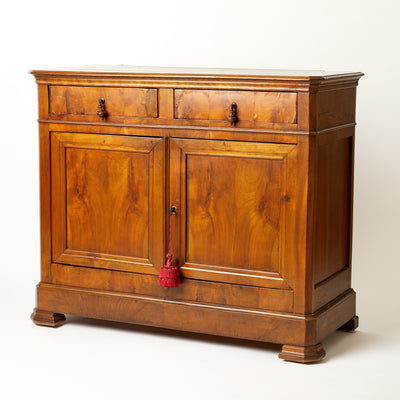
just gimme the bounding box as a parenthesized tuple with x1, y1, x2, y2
(31, 308, 66, 327)
(338, 315, 359, 332)
(279, 343, 326, 363)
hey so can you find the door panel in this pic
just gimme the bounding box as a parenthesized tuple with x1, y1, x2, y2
(170, 138, 296, 289)
(51, 132, 165, 274)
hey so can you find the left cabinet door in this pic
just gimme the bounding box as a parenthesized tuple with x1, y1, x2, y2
(50, 132, 165, 275)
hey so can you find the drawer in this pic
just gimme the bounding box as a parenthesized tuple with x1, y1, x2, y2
(49, 86, 158, 120)
(174, 89, 297, 125)
(51, 264, 294, 313)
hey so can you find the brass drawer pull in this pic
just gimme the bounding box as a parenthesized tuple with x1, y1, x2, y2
(228, 102, 238, 126)
(97, 98, 107, 120)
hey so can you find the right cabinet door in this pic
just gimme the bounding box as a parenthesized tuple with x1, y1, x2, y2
(170, 138, 298, 290)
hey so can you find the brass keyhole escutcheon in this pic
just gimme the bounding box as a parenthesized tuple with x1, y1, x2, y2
(169, 206, 178, 215)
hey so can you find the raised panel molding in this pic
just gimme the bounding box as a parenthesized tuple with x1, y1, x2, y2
(50, 132, 165, 274)
(169, 138, 296, 289)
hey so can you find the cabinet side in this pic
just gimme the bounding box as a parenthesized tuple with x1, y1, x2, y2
(310, 84, 359, 312)
(37, 83, 52, 282)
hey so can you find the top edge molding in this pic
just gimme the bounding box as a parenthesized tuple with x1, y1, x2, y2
(30, 65, 364, 84)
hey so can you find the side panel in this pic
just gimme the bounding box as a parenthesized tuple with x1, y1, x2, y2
(317, 87, 356, 131)
(38, 84, 51, 282)
(311, 127, 354, 310)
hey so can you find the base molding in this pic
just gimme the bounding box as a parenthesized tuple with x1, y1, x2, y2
(338, 315, 359, 332)
(33, 283, 356, 361)
(279, 343, 326, 363)
(31, 308, 66, 327)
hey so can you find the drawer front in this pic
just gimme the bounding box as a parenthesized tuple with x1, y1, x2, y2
(51, 264, 294, 313)
(174, 89, 297, 125)
(49, 86, 158, 120)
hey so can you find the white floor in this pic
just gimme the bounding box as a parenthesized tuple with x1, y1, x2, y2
(1, 271, 399, 400)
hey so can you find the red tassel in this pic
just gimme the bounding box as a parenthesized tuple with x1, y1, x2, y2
(158, 211, 181, 287)
(158, 253, 181, 287)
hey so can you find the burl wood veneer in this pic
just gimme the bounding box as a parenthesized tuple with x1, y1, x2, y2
(30, 66, 363, 363)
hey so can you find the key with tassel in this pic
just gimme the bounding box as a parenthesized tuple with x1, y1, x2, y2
(158, 206, 181, 287)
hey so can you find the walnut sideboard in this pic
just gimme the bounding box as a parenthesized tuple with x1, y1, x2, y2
(30, 66, 363, 363)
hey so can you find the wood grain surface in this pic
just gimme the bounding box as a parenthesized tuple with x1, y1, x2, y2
(49, 86, 158, 119)
(51, 132, 165, 274)
(175, 89, 297, 124)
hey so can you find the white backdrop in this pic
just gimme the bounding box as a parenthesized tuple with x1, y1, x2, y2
(1, 1, 399, 399)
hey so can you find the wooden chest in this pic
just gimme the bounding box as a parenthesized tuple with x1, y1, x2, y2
(30, 66, 362, 362)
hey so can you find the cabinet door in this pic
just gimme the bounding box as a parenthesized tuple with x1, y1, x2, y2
(51, 132, 165, 274)
(170, 138, 297, 289)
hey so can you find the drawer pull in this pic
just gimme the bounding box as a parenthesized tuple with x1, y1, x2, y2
(228, 102, 238, 126)
(97, 98, 107, 120)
